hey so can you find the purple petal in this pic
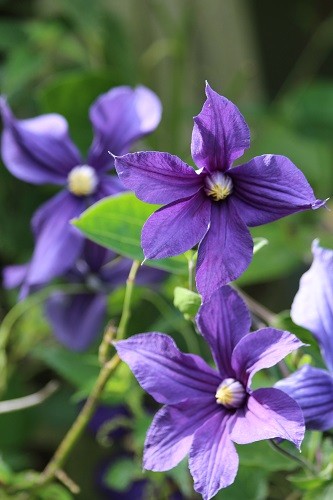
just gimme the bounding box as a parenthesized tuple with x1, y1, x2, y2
(115, 152, 203, 204)
(191, 82, 250, 173)
(27, 191, 86, 285)
(229, 155, 325, 227)
(82, 240, 111, 273)
(141, 189, 211, 259)
(189, 412, 238, 499)
(94, 174, 127, 199)
(196, 198, 253, 300)
(113, 333, 220, 404)
(291, 240, 333, 372)
(276, 365, 333, 431)
(88, 85, 162, 171)
(230, 388, 305, 449)
(231, 328, 304, 387)
(45, 292, 106, 351)
(0, 98, 82, 184)
(2, 264, 28, 289)
(144, 399, 218, 471)
(196, 286, 251, 376)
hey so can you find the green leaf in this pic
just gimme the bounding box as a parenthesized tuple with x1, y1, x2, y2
(237, 441, 298, 472)
(37, 483, 74, 500)
(173, 286, 201, 319)
(103, 458, 142, 492)
(73, 192, 187, 274)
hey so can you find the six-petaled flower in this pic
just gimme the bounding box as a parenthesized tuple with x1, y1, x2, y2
(114, 286, 305, 499)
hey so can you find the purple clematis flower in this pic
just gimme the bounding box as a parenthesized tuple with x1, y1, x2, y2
(276, 240, 333, 431)
(4, 241, 166, 351)
(0, 86, 161, 290)
(114, 286, 305, 499)
(115, 83, 324, 300)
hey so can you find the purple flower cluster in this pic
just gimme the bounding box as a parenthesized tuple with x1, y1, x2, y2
(1, 81, 328, 498)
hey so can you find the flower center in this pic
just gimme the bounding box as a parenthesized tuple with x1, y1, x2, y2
(68, 165, 98, 196)
(215, 378, 246, 409)
(204, 172, 233, 201)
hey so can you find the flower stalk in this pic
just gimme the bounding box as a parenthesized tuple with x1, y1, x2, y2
(38, 260, 141, 487)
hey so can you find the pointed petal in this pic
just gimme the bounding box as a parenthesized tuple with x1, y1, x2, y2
(0, 98, 81, 184)
(189, 412, 238, 499)
(45, 293, 106, 351)
(231, 328, 304, 387)
(115, 152, 203, 204)
(27, 191, 85, 285)
(229, 155, 325, 227)
(230, 388, 305, 449)
(191, 83, 250, 172)
(276, 365, 333, 431)
(196, 198, 253, 301)
(196, 286, 251, 376)
(144, 399, 219, 471)
(291, 241, 333, 372)
(113, 333, 220, 404)
(88, 86, 162, 171)
(141, 190, 211, 259)
(2, 264, 29, 289)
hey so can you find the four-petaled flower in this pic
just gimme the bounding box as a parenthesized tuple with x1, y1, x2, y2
(0, 86, 161, 292)
(115, 82, 324, 300)
(276, 240, 333, 431)
(114, 286, 305, 500)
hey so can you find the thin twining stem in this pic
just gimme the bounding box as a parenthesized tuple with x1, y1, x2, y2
(235, 287, 278, 325)
(0, 381, 59, 414)
(38, 260, 141, 488)
(269, 439, 317, 475)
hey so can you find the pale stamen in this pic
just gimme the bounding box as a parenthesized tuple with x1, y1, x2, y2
(204, 172, 233, 201)
(215, 378, 246, 409)
(68, 165, 98, 196)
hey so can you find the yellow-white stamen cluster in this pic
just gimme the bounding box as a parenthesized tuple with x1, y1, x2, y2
(204, 172, 233, 201)
(215, 378, 246, 409)
(68, 165, 98, 197)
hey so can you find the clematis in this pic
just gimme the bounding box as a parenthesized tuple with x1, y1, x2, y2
(4, 241, 166, 351)
(115, 83, 324, 300)
(276, 240, 333, 431)
(114, 286, 305, 499)
(0, 86, 161, 290)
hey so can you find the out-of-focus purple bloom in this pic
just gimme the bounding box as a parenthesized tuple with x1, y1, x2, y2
(87, 404, 132, 442)
(4, 241, 166, 351)
(276, 240, 333, 431)
(0, 86, 161, 290)
(114, 286, 305, 499)
(115, 83, 324, 300)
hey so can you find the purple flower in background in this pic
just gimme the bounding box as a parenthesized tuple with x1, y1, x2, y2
(4, 241, 166, 351)
(115, 83, 324, 300)
(276, 240, 333, 431)
(114, 286, 305, 499)
(0, 86, 161, 290)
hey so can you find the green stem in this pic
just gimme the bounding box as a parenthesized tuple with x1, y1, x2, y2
(40, 354, 121, 484)
(269, 439, 316, 475)
(38, 260, 141, 486)
(116, 260, 141, 340)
